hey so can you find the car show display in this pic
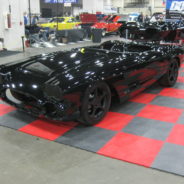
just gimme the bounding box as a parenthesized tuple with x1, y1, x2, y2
(3, 0, 184, 181)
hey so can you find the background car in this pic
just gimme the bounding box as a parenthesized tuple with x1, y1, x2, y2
(91, 15, 122, 36)
(150, 12, 165, 22)
(119, 21, 184, 43)
(39, 17, 81, 30)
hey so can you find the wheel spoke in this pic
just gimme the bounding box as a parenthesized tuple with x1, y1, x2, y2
(88, 105, 97, 117)
(94, 88, 98, 98)
(89, 88, 98, 103)
(98, 106, 105, 112)
(99, 91, 106, 102)
(87, 104, 93, 114)
(168, 62, 178, 82)
(170, 72, 175, 80)
(94, 107, 105, 118)
(91, 108, 97, 117)
(169, 76, 174, 81)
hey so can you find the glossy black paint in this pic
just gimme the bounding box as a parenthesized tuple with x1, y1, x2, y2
(0, 40, 184, 121)
(119, 21, 184, 42)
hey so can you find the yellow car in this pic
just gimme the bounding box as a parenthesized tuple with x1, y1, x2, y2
(39, 17, 81, 30)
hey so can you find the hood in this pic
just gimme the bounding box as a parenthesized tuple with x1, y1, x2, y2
(19, 50, 102, 76)
(4, 49, 108, 95)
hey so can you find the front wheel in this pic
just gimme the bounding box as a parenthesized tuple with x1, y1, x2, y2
(159, 58, 179, 87)
(79, 82, 111, 126)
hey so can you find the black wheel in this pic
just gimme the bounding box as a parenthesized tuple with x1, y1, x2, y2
(79, 82, 111, 126)
(159, 58, 179, 87)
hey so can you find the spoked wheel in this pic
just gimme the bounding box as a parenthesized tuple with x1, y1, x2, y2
(159, 58, 179, 87)
(79, 82, 111, 126)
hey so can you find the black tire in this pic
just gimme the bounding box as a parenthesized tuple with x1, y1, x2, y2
(159, 58, 179, 87)
(79, 82, 111, 126)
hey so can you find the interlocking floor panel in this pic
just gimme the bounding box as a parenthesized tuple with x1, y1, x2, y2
(98, 132, 164, 167)
(1, 67, 184, 176)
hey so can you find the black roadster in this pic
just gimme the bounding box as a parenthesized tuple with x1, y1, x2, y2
(119, 21, 184, 42)
(0, 41, 183, 125)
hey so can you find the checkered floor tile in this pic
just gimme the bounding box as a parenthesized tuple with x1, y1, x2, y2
(2, 67, 184, 176)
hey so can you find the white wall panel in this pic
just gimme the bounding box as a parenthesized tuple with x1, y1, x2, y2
(0, 0, 40, 50)
(0, 0, 25, 50)
(83, 0, 104, 13)
(111, 0, 165, 14)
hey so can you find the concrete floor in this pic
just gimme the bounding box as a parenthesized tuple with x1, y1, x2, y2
(0, 36, 184, 184)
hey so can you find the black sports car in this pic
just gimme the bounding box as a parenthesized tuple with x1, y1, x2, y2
(0, 40, 184, 125)
(119, 21, 184, 42)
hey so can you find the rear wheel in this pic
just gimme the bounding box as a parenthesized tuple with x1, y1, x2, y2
(159, 58, 179, 87)
(79, 82, 111, 126)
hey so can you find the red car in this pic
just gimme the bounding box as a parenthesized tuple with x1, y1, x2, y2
(80, 13, 98, 26)
(91, 15, 122, 36)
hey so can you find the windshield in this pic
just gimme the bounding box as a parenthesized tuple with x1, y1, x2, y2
(107, 15, 116, 22)
(118, 15, 129, 22)
(128, 16, 138, 22)
(102, 16, 110, 22)
(49, 18, 65, 23)
(150, 13, 165, 22)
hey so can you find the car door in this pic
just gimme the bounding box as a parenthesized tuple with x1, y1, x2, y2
(108, 22, 119, 32)
(66, 18, 76, 29)
(71, 18, 80, 28)
(47, 18, 57, 29)
(124, 50, 167, 99)
(57, 18, 66, 30)
(109, 45, 167, 101)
